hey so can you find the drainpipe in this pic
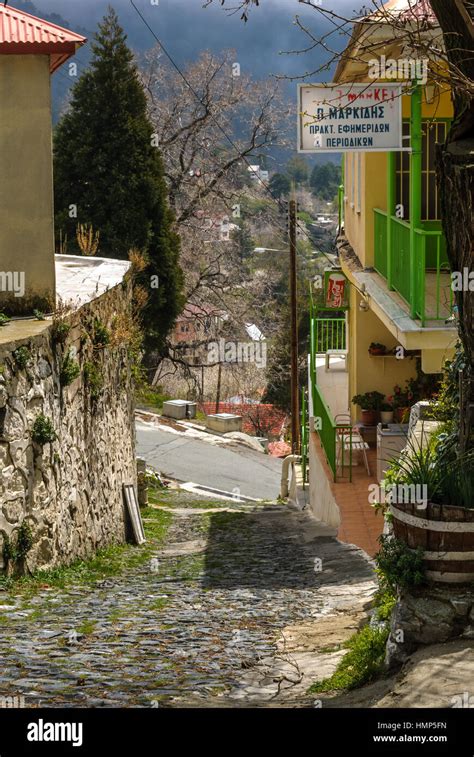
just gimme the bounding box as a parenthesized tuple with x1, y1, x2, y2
(409, 83, 422, 319)
(280, 454, 301, 499)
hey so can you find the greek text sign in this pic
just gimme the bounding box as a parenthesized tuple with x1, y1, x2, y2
(298, 83, 403, 153)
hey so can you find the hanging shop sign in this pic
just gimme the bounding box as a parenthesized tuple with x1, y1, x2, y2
(298, 83, 403, 153)
(324, 270, 349, 310)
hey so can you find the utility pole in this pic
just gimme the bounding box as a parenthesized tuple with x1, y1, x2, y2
(288, 196, 300, 454)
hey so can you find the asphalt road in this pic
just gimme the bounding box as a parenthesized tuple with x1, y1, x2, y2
(136, 421, 282, 500)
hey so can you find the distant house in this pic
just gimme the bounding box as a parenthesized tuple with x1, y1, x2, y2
(247, 165, 269, 185)
(193, 210, 239, 242)
(173, 303, 225, 345)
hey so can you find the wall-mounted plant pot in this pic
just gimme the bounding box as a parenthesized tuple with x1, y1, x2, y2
(380, 411, 394, 424)
(369, 348, 386, 356)
(361, 409, 377, 425)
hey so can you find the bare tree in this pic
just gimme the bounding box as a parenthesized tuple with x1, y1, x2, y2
(141, 49, 288, 225)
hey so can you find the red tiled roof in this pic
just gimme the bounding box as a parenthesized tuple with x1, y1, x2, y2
(0, 4, 86, 73)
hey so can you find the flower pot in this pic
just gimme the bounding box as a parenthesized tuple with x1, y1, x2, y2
(391, 501, 474, 584)
(394, 407, 410, 423)
(360, 408, 376, 425)
(380, 410, 394, 424)
(369, 348, 386, 356)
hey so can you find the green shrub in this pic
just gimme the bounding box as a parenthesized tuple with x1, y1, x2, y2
(84, 361, 104, 400)
(3, 521, 34, 567)
(308, 624, 389, 693)
(375, 535, 425, 592)
(60, 350, 80, 386)
(92, 318, 110, 348)
(13, 346, 31, 370)
(52, 320, 70, 345)
(0, 312, 10, 327)
(32, 414, 57, 445)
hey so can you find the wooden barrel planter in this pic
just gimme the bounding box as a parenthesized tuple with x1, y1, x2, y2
(391, 502, 474, 584)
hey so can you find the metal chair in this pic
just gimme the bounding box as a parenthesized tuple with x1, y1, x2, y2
(334, 413, 371, 477)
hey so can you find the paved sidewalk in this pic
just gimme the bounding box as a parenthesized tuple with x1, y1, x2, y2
(0, 492, 375, 707)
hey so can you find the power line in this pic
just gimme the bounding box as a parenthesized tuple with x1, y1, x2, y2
(129, 0, 338, 268)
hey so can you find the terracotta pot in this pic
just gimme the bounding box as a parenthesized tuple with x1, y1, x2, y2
(369, 348, 386, 356)
(380, 411, 394, 424)
(360, 408, 377, 425)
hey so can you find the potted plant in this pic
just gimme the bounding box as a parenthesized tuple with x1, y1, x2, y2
(351, 390, 385, 426)
(380, 399, 394, 424)
(369, 341, 387, 356)
(380, 430, 474, 584)
(392, 384, 411, 423)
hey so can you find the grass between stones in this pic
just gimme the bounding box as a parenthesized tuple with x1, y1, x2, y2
(0, 507, 172, 599)
(307, 624, 389, 694)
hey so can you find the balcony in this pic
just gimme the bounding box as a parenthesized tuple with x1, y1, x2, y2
(373, 209, 452, 326)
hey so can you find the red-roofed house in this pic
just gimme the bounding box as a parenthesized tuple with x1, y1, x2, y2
(0, 4, 86, 313)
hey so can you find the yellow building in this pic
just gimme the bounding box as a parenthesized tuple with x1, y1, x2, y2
(0, 5, 85, 313)
(302, 1, 458, 528)
(332, 3, 457, 422)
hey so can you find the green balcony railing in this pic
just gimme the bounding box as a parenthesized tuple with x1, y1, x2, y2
(373, 209, 451, 325)
(301, 387, 308, 485)
(308, 319, 353, 482)
(313, 317, 346, 353)
(312, 380, 337, 478)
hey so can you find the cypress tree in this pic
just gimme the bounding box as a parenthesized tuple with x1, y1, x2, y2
(54, 6, 183, 350)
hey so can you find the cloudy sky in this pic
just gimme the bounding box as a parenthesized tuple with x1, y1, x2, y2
(26, 0, 357, 81)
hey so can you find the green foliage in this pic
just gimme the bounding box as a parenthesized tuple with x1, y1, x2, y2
(297, 210, 314, 224)
(60, 350, 80, 386)
(3, 522, 34, 567)
(0, 312, 10, 327)
(13, 346, 31, 370)
(54, 7, 183, 353)
(84, 361, 104, 400)
(92, 318, 110, 348)
(383, 428, 474, 509)
(310, 161, 341, 201)
(376, 535, 425, 592)
(51, 320, 70, 345)
(32, 414, 57, 445)
(286, 155, 309, 184)
(33, 309, 45, 321)
(351, 391, 385, 411)
(308, 624, 389, 693)
(427, 343, 463, 424)
(136, 385, 171, 412)
(269, 172, 291, 198)
(383, 434, 443, 500)
(374, 587, 397, 622)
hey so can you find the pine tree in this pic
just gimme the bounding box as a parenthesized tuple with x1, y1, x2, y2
(54, 6, 183, 350)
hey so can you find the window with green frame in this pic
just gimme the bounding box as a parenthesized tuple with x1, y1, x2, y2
(395, 120, 448, 221)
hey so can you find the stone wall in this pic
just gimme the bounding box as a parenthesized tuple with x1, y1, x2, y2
(0, 282, 136, 572)
(386, 586, 474, 668)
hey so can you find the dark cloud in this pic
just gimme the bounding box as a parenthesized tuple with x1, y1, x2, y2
(29, 0, 357, 80)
